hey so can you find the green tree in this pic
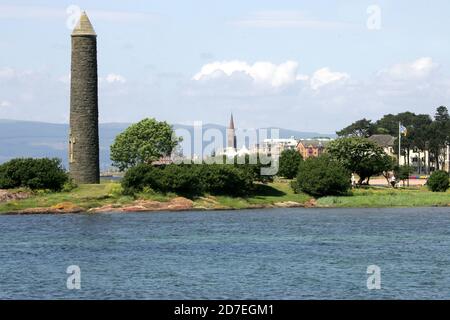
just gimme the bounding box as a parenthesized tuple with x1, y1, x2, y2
(278, 149, 303, 179)
(428, 106, 450, 170)
(110, 118, 180, 171)
(376, 112, 429, 167)
(394, 165, 414, 186)
(336, 118, 375, 137)
(407, 114, 433, 173)
(374, 114, 398, 135)
(294, 154, 351, 197)
(327, 137, 395, 185)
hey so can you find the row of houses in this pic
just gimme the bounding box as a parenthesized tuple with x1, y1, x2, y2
(260, 134, 450, 173)
(259, 137, 330, 159)
(218, 136, 330, 159)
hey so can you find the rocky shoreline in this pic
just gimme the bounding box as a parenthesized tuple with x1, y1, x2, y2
(0, 189, 316, 215)
(0, 190, 31, 203)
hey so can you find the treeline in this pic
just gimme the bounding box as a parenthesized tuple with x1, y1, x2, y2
(337, 106, 450, 172)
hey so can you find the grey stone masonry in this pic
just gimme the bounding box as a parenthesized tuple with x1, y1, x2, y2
(69, 12, 100, 184)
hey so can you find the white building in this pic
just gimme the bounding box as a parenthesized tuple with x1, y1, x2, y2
(259, 137, 298, 157)
(368, 134, 450, 174)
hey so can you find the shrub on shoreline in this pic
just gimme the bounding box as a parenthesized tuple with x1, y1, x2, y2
(293, 155, 351, 197)
(121, 163, 255, 197)
(427, 170, 449, 192)
(0, 158, 68, 191)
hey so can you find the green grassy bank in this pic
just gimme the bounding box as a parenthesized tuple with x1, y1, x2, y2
(317, 186, 450, 208)
(0, 181, 449, 214)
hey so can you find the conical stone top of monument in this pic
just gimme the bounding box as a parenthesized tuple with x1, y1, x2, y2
(72, 11, 96, 36)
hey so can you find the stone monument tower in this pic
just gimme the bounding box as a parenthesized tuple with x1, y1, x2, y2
(69, 11, 100, 184)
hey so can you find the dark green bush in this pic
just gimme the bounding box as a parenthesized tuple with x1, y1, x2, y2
(294, 155, 351, 197)
(427, 170, 449, 192)
(120, 164, 155, 195)
(201, 164, 254, 196)
(155, 164, 203, 195)
(0, 158, 68, 191)
(225, 154, 274, 183)
(121, 163, 255, 196)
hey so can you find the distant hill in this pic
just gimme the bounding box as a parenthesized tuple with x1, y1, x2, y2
(0, 119, 335, 169)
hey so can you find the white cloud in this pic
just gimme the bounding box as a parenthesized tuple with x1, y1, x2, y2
(378, 57, 438, 80)
(192, 61, 349, 92)
(0, 67, 16, 79)
(2, 57, 449, 134)
(0, 67, 35, 81)
(0, 100, 11, 108)
(310, 68, 350, 90)
(105, 73, 126, 84)
(230, 10, 354, 29)
(193, 60, 300, 88)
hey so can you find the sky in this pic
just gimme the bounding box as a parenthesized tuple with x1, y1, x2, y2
(1, 0, 450, 133)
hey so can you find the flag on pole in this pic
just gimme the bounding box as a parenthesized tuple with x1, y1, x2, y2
(399, 124, 407, 136)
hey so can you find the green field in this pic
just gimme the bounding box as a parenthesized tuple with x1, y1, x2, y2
(318, 186, 450, 208)
(0, 181, 449, 214)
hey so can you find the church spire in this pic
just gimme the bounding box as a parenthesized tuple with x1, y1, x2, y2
(227, 113, 237, 150)
(229, 113, 235, 130)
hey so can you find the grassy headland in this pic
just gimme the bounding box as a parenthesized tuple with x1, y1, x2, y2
(0, 180, 449, 214)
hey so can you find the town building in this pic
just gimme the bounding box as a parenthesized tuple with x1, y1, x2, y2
(368, 135, 396, 156)
(297, 139, 331, 159)
(368, 134, 450, 174)
(259, 138, 298, 157)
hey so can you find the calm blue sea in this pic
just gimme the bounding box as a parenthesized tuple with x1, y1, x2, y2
(1, 207, 450, 299)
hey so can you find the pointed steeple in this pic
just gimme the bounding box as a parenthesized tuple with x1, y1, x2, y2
(229, 113, 235, 130)
(72, 11, 96, 37)
(227, 113, 237, 150)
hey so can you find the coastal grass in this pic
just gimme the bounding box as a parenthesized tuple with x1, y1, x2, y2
(317, 186, 450, 208)
(211, 182, 311, 209)
(0, 181, 312, 213)
(0, 183, 132, 213)
(1, 181, 449, 213)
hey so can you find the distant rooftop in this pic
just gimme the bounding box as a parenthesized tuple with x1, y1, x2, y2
(298, 139, 331, 148)
(368, 134, 395, 148)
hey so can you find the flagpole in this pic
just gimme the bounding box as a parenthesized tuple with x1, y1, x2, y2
(398, 122, 401, 167)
